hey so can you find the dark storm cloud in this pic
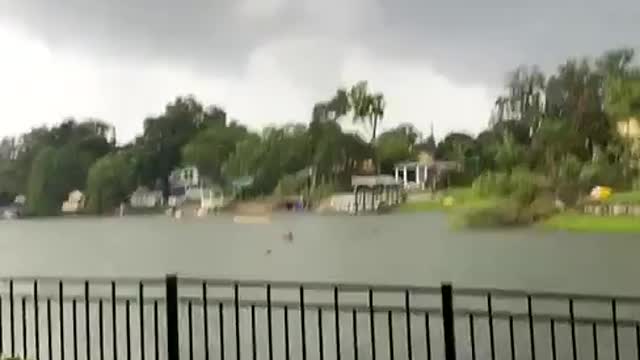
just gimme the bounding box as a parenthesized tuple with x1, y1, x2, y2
(371, 0, 640, 84)
(2, 0, 639, 86)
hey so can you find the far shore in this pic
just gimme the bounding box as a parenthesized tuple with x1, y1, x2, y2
(396, 189, 640, 234)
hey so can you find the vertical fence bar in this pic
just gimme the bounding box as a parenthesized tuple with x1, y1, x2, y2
(636, 324, 640, 360)
(487, 293, 495, 360)
(0, 296, 3, 356)
(508, 316, 515, 360)
(126, 300, 132, 360)
(468, 314, 476, 360)
(165, 275, 179, 360)
(85, 281, 91, 360)
(154, 301, 159, 360)
(234, 283, 240, 360)
(34, 281, 40, 360)
(300, 286, 307, 360)
(550, 319, 557, 360)
(112, 281, 118, 360)
(284, 306, 290, 360)
(424, 313, 431, 360)
(99, 300, 104, 360)
(73, 299, 78, 360)
(59, 281, 65, 360)
(47, 298, 52, 360)
(202, 282, 209, 360)
(387, 311, 394, 360)
(569, 299, 576, 360)
(188, 301, 193, 360)
(368, 289, 376, 360)
(404, 290, 412, 360)
(612, 299, 619, 360)
(318, 308, 324, 360)
(10, 279, 14, 357)
(251, 305, 257, 360)
(334, 287, 341, 360)
(592, 323, 598, 360)
(218, 303, 225, 360)
(21, 296, 27, 359)
(527, 296, 535, 360)
(139, 282, 145, 360)
(267, 284, 273, 360)
(352, 310, 358, 360)
(441, 284, 456, 360)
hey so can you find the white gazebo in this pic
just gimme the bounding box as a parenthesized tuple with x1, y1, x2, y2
(394, 161, 429, 190)
(394, 160, 463, 191)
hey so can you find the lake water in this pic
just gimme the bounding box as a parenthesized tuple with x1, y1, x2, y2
(1, 213, 640, 359)
(1, 213, 638, 295)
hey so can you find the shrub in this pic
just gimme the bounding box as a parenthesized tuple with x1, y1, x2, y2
(460, 202, 521, 228)
(509, 168, 539, 205)
(472, 171, 510, 197)
(465, 169, 557, 228)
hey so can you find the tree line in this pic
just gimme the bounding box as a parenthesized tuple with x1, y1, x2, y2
(0, 81, 427, 216)
(1, 48, 639, 216)
(439, 47, 640, 209)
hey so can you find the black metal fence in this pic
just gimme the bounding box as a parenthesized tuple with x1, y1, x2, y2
(1, 275, 640, 359)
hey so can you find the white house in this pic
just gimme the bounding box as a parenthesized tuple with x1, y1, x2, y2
(169, 166, 199, 188)
(61, 190, 85, 213)
(130, 187, 164, 208)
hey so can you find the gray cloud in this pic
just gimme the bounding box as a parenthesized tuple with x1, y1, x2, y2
(2, 0, 638, 88)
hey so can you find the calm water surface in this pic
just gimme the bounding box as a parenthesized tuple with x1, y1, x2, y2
(1, 213, 637, 295)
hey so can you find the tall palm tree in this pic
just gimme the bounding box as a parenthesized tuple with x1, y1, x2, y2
(369, 93, 385, 143)
(348, 81, 386, 143)
(349, 81, 371, 126)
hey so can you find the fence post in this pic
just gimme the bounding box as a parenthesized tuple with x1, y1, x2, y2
(441, 283, 456, 360)
(166, 274, 180, 360)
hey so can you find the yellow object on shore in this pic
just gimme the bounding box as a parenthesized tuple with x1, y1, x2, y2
(443, 196, 455, 207)
(590, 186, 612, 201)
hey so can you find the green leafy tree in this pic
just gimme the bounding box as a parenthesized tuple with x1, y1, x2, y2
(25, 147, 61, 216)
(139, 96, 211, 192)
(375, 125, 419, 174)
(495, 132, 525, 173)
(348, 81, 385, 143)
(86, 153, 135, 214)
(182, 122, 250, 183)
(436, 133, 475, 162)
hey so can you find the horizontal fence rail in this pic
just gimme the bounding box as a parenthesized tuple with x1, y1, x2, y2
(0, 276, 639, 359)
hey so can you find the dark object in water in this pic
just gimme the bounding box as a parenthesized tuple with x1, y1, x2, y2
(283, 231, 294, 242)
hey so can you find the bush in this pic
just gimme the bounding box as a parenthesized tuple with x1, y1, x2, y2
(460, 202, 522, 228)
(472, 168, 548, 205)
(472, 171, 510, 197)
(509, 168, 539, 205)
(527, 192, 558, 221)
(462, 193, 557, 229)
(464, 169, 557, 228)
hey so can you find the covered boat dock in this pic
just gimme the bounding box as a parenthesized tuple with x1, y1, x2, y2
(351, 175, 403, 214)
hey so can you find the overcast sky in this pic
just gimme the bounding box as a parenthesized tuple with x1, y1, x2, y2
(0, 0, 638, 142)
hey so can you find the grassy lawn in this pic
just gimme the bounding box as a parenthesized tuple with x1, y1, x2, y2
(396, 187, 499, 213)
(604, 191, 640, 204)
(543, 212, 640, 233)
